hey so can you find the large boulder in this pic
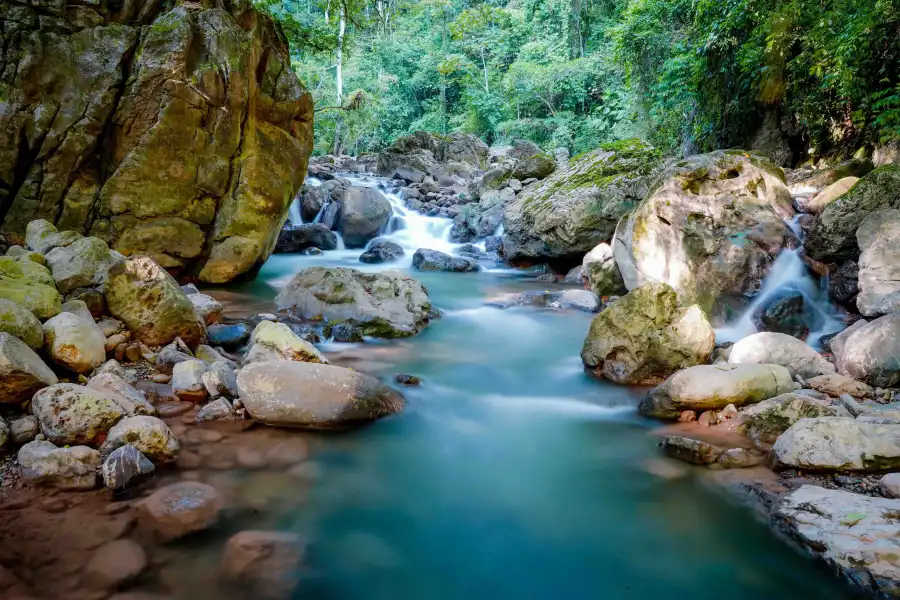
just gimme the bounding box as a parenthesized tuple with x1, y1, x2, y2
(274, 224, 338, 254)
(805, 165, 900, 262)
(727, 332, 835, 379)
(44, 236, 122, 294)
(31, 383, 126, 446)
(0, 333, 58, 404)
(856, 209, 900, 317)
(639, 363, 794, 419)
(24, 220, 82, 255)
(0, 3, 313, 284)
(834, 313, 900, 387)
(740, 393, 850, 446)
(42, 312, 107, 374)
(338, 187, 393, 248)
(0, 257, 62, 319)
(359, 239, 404, 264)
(244, 321, 326, 365)
(18, 440, 101, 490)
(236, 360, 405, 429)
(512, 153, 556, 181)
(0, 298, 43, 349)
(502, 140, 664, 263)
(614, 151, 795, 314)
(105, 256, 205, 347)
(772, 417, 900, 471)
(581, 283, 714, 385)
(274, 267, 436, 338)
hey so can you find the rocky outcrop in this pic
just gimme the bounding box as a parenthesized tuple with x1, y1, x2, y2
(275, 267, 437, 338)
(727, 332, 835, 379)
(805, 165, 900, 262)
(503, 140, 664, 263)
(614, 151, 795, 314)
(772, 417, 900, 471)
(338, 187, 393, 248)
(580, 283, 714, 385)
(0, 1, 313, 284)
(377, 131, 489, 177)
(856, 209, 900, 317)
(833, 313, 900, 387)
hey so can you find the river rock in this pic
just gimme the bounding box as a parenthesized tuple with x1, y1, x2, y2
(44, 236, 121, 295)
(18, 440, 101, 490)
(42, 311, 107, 374)
(105, 257, 205, 347)
(0, 257, 62, 319)
(139, 482, 223, 542)
(659, 435, 723, 465)
(806, 374, 874, 399)
(772, 417, 900, 471)
(412, 249, 479, 272)
(339, 187, 393, 248)
(196, 398, 238, 423)
(88, 372, 156, 416)
(582, 243, 626, 296)
(880, 473, 900, 498)
(752, 289, 809, 338)
(203, 361, 239, 399)
(581, 283, 715, 385)
(101, 416, 180, 464)
(221, 531, 305, 600)
(24, 221, 82, 255)
(9, 415, 39, 445)
(829, 261, 860, 310)
(275, 224, 338, 254)
(0, 298, 42, 349)
(171, 360, 210, 403)
(512, 153, 556, 181)
(62, 298, 96, 323)
(188, 293, 224, 326)
(640, 363, 794, 419)
(244, 321, 326, 365)
(102, 444, 155, 491)
(300, 186, 330, 222)
(155, 342, 194, 375)
(727, 332, 835, 379)
(275, 267, 436, 338)
(359, 239, 405, 264)
(208, 323, 251, 348)
(502, 140, 664, 262)
(834, 313, 900, 387)
(806, 177, 859, 214)
(856, 209, 900, 317)
(551, 289, 602, 312)
(377, 131, 488, 176)
(237, 360, 405, 429)
(805, 165, 900, 262)
(83, 539, 147, 590)
(0, 333, 58, 403)
(614, 150, 795, 314)
(740, 393, 850, 446)
(32, 383, 126, 446)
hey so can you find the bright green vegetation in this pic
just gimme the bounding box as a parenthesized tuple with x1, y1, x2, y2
(254, 0, 900, 160)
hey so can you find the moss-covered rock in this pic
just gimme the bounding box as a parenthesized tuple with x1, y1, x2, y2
(0, 257, 62, 319)
(244, 320, 327, 365)
(44, 236, 122, 295)
(0, 298, 43, 349)
(100, 416, 180, 464)
(512, 153, 556, 180)
(740, 393, 850, 446)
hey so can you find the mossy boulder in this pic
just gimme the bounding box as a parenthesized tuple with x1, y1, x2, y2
(614, 150, 795, 315)
(0, 257, 62, 319)
(502, 139, 665, 263)
(581, 283, 715, 385)
(741, 393, 850, 446)
(45, 236, 122, 294)
(0, 298, 43, 349)
(32, 383, 126, 447)
(512, 153, 556, 181)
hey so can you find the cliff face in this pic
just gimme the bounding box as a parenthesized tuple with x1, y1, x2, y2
(0, 0, 313, 283)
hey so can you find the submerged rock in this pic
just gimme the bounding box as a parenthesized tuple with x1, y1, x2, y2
(221, 531, 305, 600)
(0, 332, 58, 403)
(727, 332, 835, 379)
(772, 417, 900, 471)
(18, 440, 101, 490)
(139, 482, 223, 542)
(83, 539, 147, 590)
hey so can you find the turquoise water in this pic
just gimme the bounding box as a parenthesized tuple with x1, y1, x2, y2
(214, 254, 858, 600)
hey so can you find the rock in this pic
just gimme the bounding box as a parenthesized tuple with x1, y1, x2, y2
(202, 361, 239, 399)
(393, 165, 426, 183)
(806, 176, 859, 214)
(88, 372, 156, 416)
(412, 249, 479, 272)
(139, 482, 223, 542)
(102, 444, 155, 491)
(359, 239, 405, 264)
(856, 209, 900, 317)
(274, 224, 338, 254)
(614, 150, 795, 314)
(236, 360, 405, 429)
(563, 265, 583, 284)
(581, 283, 715, 385)
(740, 393, 850, 446)
(94, 359, 137, 385)
(101, 416, 179, 464)
(275, 267, 436, 338)
(63, 298, 97, 323)
(395, 374, 422, 386)
(18, 440, 101, 490)
(105, 257, 205, 347)
(640, 363, 794, 419)
(582, 243, 626, 296)
(772, 417, 900, 471)
(727, 332, 835, 379)
(339, 187, 393, 248)
(806, 374, 874, 399)
(880, 473, 900, 498)
(171, 360, 210, 403)
(0, 298, 43, 349)
(697, 410, 718, 427)
(805, 165, 900, 262)
(83, 539, 147, 590)
(244, 321, 326, 365)
(155, 343, 194, 375)
(9, 415, 39, 445)
(0, 257, 62, 319)
(834, 313, 900, 387)
(69, 287, 107, 318)
(188, 293, 224, 326)
(829, 261, 860, 309)
(717, 447, 764, 468)
(659, 435, 722, 464)
(512, 153, 556, 181)
(299, 186, 329, 222)
(324, 322, 364, 343)
(44, 236, 121, 295)
(208, 323, 252, 348)
(196, 398, 237, 422)
(753, 290, 812, 339)
(0, 333, 58, 403)
(503, 140, 664, 263)
(221, 531, 305, 600)
(32, 383, 125, 446)
(377, 131, 488, 176)
(24, 221, 80, 254)
(550, 289, 602, 312)
(678, 410, 697, 423)
(98, 318, 125, 338)
(42, 312, 106, 374)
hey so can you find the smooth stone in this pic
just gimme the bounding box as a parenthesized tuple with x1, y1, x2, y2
(88, 372, 156, 416)
(835, 313, 900, 387)
(42, 311, 107, 374)
(244, 321, 327, 365)
(221, 531, 305, 600)
(171, 359, 209, 403)
(727, 332, 835, 379)
(196, 398, 237, 422)
(806, 373, 874, 399)
(202, 361, 239, 399)
(32, 383, 126, 446)
(0, 297, 43, 349)
(740, 393, 850, 446)
(208, 323, 252, 348)
(83, 539, 147, 590)
(102, 444, 155, 491)
(101, 416, 180, 464)
(139, 482, 223, 542)
(18, 440, 101, 490)
(9, 415, 39, 445)
(772, 417, 900, 471)
(412, 248, 479, 272)
(659, 435, 722, 465)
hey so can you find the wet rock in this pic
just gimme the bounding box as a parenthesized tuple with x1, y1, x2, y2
(18, 440, 101, 490)
(856, 208, 900, 317)
(44, 236, 121, 295)
(208, 323, 251, 348)
(237, 360, 405, 429)
(196, 398, 237, 422)
(0, 332, 58, 403)
(339, 187, 393, 248)
(549, 289, 602, 312)
(9, 415, 39, 445)
(834, 313, 900, 386)
(359, 239, 405, 264)
(772, 417, 900, 471)
(563, 265, 583, 284)
(728, 332, 835, 379)
(101, 416, 180, 464)
(395, 374, 422, 386)
(83, 539, 147, 590)
(716, 447, 763, 469)
(32, 383, 125, 446)
(740, 393, 850, 446)
(582, 243, 626, 296)
(752, 290, 809, 338)
(203, 361, 239, 399)
(221, 531, 305, 599)
(245, 321, 327, 365)
(171, 359, 209, 403)
(139, 482, 223, 542)
(640, 363, 794, 419)
(88, 372, 156, 416)
(102, 444, 155, 491)
(188, 293, 224, 326)
(0, 256, 62, 319)
(412, 248, 479, 272)
(275, 224, 338, 253)
(829, 261, 859, 310)
(806, 374, 874, 399)
(324, 322, 364, 343)
(659, 436, 722, 464)
(0, 297, 43, 349)
(581, 283, 715, 386)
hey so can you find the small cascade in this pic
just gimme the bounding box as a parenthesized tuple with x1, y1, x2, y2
(380, 188, 457, 255)
(288, 176, 324, 226)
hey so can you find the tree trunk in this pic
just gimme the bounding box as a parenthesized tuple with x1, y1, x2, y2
(570, 0, 584, 59)
(333, 3, 346, 156)
(480, 46, 489, 94)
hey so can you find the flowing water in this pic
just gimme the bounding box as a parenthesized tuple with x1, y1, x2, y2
(209, 176, 859, 599)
